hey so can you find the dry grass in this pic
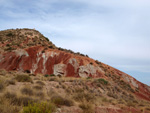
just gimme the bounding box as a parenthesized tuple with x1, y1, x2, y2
(21, 86, 34, 96)
(0, 97, 21, 113)
(35, 91, 45, 98)
(126, 101, 136, 107)
(51, 95, 74, 107)
(35, 80, 45, 86)
(15, 74, 32, 82)
(3, 91, 37, 106)
(3, 91, 17, 99)
(33, 85, 43, 90)
(0, 71, 149, 113)
(5, 79, 16, 85)
(107, 91, 118, 99)
(0, 81, 5, 92)
(49, 77, 58, 81)
(73, 90, 95, 102)
(79, 100, 94, 113)
(0, 69, 7, 76)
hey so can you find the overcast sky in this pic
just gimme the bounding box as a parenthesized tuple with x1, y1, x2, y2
(0, 0, 150, 85)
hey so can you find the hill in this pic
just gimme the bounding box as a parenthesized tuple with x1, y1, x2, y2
(0, 28, 150, 113)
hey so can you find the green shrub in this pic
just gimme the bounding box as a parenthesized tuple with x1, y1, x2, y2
(6, 32, 13, 37)
(22, 101, 56, 113)
(97, 78, 108, 85)
(45, 37, 49, 41)
(15, 74, 32, 82)
(24, 70, 31, 74)
(44, 74, 55, 77)
(50, 74, 55, 77)
(5, 47, 15, 51)
(6, 44, 10, 46)
(87, 77, 92, 79)
(48, 46, 54, 49)
(44, 74, 49, 77)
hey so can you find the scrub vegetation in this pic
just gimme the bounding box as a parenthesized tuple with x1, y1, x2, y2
(0, 69, 150, 113)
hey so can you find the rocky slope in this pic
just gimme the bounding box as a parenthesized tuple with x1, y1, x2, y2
(0, 28, 150, 112)
(0, 70, 150, 113)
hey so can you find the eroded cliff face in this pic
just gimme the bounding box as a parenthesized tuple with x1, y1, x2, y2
(0, 28, 150, 102)
(0, 46, 105, 78)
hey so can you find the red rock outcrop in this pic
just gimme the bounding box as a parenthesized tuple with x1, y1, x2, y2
(0, 46, 104, 78)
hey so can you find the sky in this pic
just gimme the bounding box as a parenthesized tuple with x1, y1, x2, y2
(0, 0, 150, 85)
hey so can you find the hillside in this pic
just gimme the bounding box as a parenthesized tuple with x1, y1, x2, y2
(0, 28, 150, 113)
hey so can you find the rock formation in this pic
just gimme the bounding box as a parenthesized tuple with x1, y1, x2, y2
(0, 28, 150, 102)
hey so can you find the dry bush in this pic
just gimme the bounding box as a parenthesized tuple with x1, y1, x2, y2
(0, 97, 21, 113)
(119, 80, 134, 92)
(56, 85, 60, 88)
(33, 85, 43, 90)
(73, 91, 95, 102)
(62, 84, 67, 89)
(0, 82, 5, 92)
(101, 97, 109, 103)
(118, 99, 126, 104)
(15, 74, 32, 82)
(12, 96, 37, 106)
(21, 87, 34, 96)
(79, 101, 94, 113)
(3, 91, 37, 106)
(51, 95, 74, 107)
(35, 80, 45, 86)
(65, 88, 72, 94)
(49, 77, 57, 81)
(0, 69, 7, 76)
(146, 107, 150, 111)
(3, 91, 17, 99)
(126, 101, 136, 107)
(5, 79, 16, 85)
(47, 88, 56, 95)
(33, 76, 40, 80)
(74, 88, 84, 93)
(107, 91, 118, 99)
(35, 91, 45, 98)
